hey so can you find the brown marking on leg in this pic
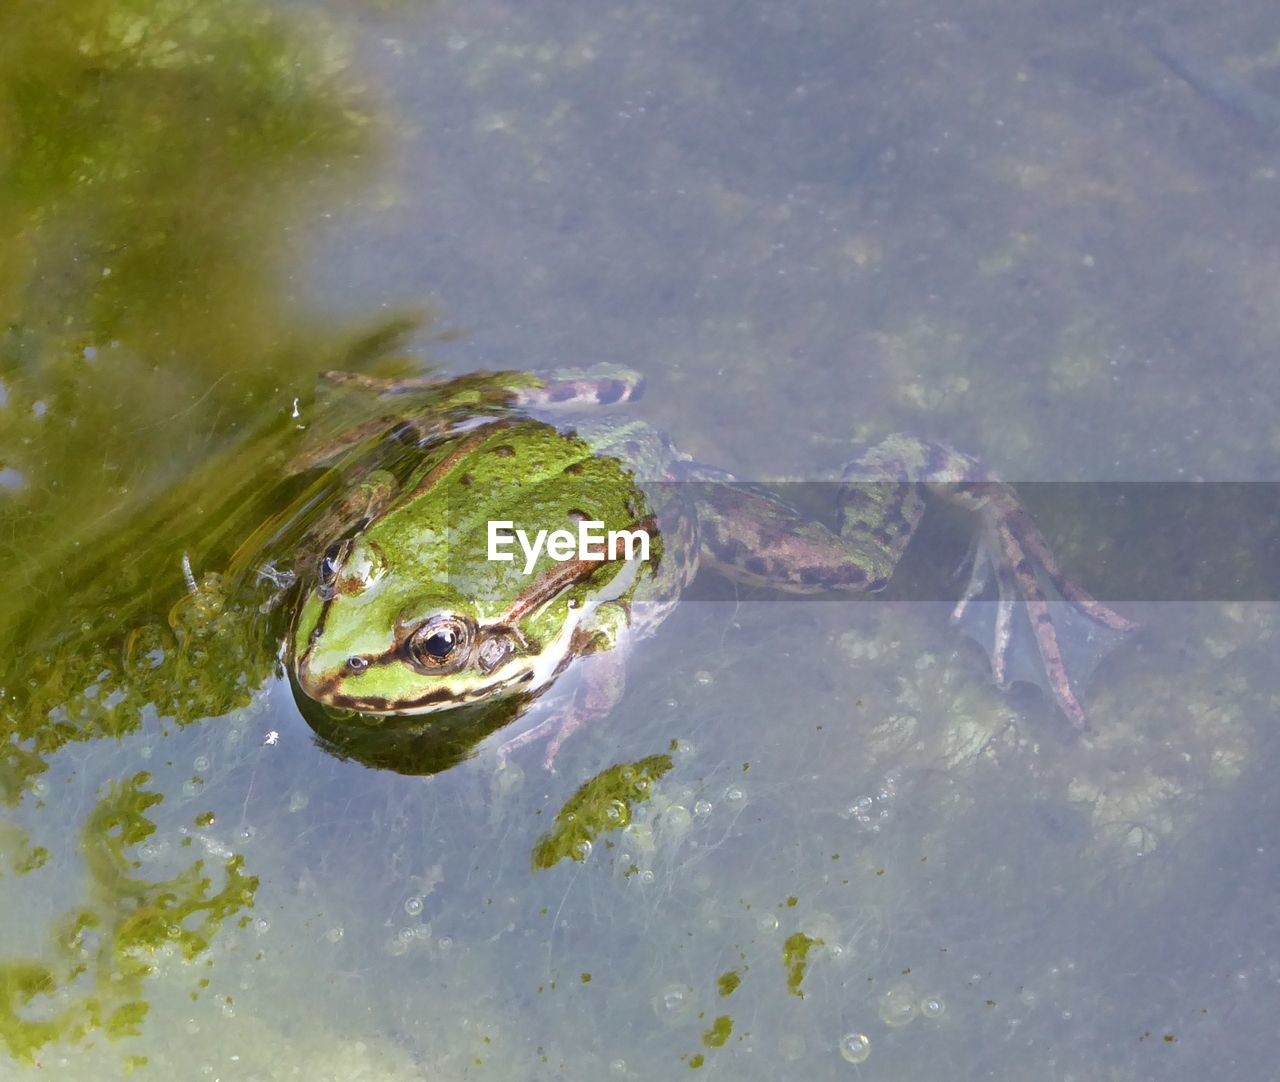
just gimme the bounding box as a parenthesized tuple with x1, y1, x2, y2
(999, 506, 1139, 633)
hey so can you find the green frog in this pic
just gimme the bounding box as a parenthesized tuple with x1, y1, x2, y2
(289, 366, 1135, 766)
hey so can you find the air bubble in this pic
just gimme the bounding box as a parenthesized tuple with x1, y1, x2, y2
(920, 995, 945, 1018)
(839, 1032, 871, 1064)
(662, 805, 692, 835)
(572, 839, 593, 861)
(756, 913, 780, 934)
(325, 927, 344, 944)
(397, 927, 416, 944)
(405, 896, 424, 917)
(639, 869, 655, 884)
(609, 1060, 627, 1076)
(802, 914, 841, 959)
(694, 800, 713, 817)
(254, 918, 270, 935)
(878, 984, 917, 1027)
(724, 786, 745, 803)
(193, 756, 210, 772)
(652, 983, 696, 1024)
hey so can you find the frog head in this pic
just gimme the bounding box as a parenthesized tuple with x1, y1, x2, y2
(289, 416, 654, 716)
(290, 524, 645, 717)
(290, 535, 596, 714)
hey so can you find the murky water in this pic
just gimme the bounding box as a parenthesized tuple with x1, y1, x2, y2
(2, 1, 1279, 1078)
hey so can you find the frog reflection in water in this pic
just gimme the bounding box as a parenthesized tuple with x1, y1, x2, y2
(289, 367, 1135, 766)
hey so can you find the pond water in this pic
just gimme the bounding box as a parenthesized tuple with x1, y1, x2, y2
(2, 0, 1279, 1078)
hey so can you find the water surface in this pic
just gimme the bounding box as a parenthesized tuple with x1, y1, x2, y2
(2, 0, 1278, 1078)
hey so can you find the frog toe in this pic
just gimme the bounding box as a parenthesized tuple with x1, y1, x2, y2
(951, 514, 1134, 730)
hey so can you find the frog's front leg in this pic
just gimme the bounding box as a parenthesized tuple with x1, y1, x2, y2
(498, 601, 632, 769)
(500, 650, 630, 770)
(841, 436, 1137, 729)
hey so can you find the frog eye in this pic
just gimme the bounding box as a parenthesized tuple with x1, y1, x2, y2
(318, 540, 350, 592)
(406, 615, 470, 670)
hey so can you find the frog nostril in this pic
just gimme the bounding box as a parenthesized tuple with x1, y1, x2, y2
(347, 656, 369, 672)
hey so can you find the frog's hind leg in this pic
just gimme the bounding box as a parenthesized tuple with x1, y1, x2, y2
(969, 505, 1137, 730)
(964, 516, 1097, 728)
(953, 538, 1018, 687)
(987, 503, 1137, 634)
(843, 436, 1137, 729)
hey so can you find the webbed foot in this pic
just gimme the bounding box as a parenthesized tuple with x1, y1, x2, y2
(946, 483, 1137, 729)
(842, 437, 1136, 730)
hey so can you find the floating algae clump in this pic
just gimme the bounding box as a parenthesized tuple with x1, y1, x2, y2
(782, 932, 823, 998)
(531, 754, 674, 870)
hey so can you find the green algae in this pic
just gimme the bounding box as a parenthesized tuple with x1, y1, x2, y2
(531, 755, 674, 870)
(715, 970, 741, 997)
(782, 932, 823, 998)
(701, 1015, 732, 1048)
(0, 772, 257, 1061)
(0, 0, 405, 814)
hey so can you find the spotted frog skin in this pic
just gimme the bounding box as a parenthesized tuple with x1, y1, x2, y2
(289, 367, 1135, 765)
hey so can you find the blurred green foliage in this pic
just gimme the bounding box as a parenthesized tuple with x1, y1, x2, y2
(0, 0, 405, 787)
(0, 0, 396, 1062)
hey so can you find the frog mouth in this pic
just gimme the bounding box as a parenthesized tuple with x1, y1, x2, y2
(294, 659, 538, 715)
